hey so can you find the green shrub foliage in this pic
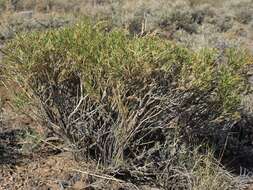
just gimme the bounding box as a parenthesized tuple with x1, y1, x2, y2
(3, 21, 252, 187)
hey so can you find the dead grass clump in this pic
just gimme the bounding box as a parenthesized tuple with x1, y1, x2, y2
(2, 21, 253, 189)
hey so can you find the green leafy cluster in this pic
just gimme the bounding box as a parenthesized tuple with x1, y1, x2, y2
(4, 21, 251, 115)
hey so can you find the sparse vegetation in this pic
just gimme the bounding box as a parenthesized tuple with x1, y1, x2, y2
(1, 0, 253, 189)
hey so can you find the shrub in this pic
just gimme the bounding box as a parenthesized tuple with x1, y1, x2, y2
(0, 0, 7, 11)
(235, 9, 253, 25)
(160, 9, 199, 34)
(3, 21, 252, 188)
(0, 13, 74, 41)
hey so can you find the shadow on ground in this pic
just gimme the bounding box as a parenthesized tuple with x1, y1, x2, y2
(0, 127, 62, 166)
(0, 129, 25, 165)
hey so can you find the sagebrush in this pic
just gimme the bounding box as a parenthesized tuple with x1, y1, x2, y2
(2, 20, 253, 189)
